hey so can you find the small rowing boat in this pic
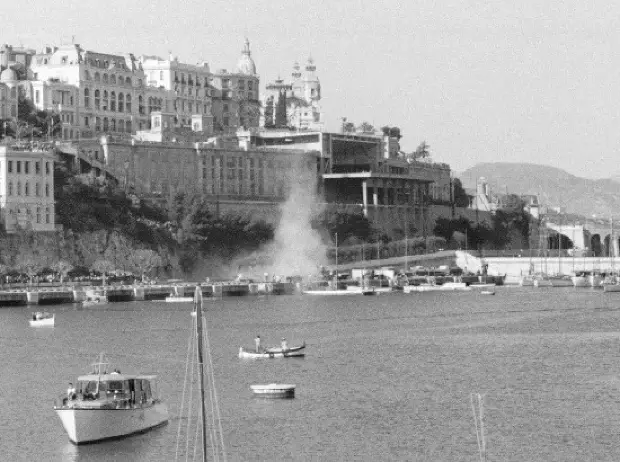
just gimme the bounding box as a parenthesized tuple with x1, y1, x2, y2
(29, 312, 54, 327)
(264, 342, 306, 354)
(238, 347, 305, 359)
(250, 383, 295, 398)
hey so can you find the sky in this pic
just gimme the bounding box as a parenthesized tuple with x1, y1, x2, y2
(4, 0, 620, 179)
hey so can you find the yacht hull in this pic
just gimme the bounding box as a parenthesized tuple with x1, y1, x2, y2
(55, 402, 169, 444)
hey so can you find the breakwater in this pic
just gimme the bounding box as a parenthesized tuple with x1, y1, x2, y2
(0, 281, 296, 306)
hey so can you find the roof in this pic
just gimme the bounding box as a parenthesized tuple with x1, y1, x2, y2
(77, 373, 158, 382)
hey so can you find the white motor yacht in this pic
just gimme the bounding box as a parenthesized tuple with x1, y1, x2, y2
(54, 354, 169, 444)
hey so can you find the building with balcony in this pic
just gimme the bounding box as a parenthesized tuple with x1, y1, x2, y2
(0, 144, 56, 232)
(241, 129, 452, 235)
(140, 54, 213, 133)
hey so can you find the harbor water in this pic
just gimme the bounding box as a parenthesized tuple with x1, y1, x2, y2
(2, 287, 620, 461)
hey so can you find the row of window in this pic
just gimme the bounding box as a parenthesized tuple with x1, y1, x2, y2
(6, 181, 51, 197)
(173, 72, 211, 87)
(10, 205, 53, 224)
(85, 71, 133, 86)
(83, 117, 133, 133)
(7, 160, 52, 175)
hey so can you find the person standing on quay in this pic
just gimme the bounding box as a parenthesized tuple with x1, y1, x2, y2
(255, 335, 261, 353)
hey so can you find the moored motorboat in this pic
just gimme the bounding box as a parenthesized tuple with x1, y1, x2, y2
(29, 312, 54, 327)
(81, 295, 108, 307)
(603, 283, 620, 293)
(403, 282, 471, 293)
(165, 295, 194, 303)
(54, 354, 169, 445)
(250, 383, 295, 398)
(302, 288, 362, 295)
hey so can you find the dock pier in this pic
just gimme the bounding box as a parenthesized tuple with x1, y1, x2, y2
(0, 281, 296, 307)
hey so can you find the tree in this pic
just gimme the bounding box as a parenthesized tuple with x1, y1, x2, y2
(92, 258, 116, 286)
(342, 122, 356, 133)
(315, 211, 375, 244)
(452, 178, 471, 208)
(15, 254, 45, 285)
(381, 126, 402, 139)
(50, 260, 74, 284)
(357, 122, 374, 133)
(263, 95, 275, 128)
(274, 91, 288, 128)
(128, 249, 163, 281)
(414, 141, 430, 159)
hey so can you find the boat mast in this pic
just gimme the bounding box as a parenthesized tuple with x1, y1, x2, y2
(558, 219, 562, 276)
(335, 232, 338, 287)
(194, 286, 209, 462)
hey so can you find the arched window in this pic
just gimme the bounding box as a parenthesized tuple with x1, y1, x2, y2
(125, 77, 131, 86)
(110, 119, 116, 131)
(94, 89, 100, 109)
(25, 182, 29, 196)
(118, 93, 124, 112)
(138, 95, 144, 114)
(84, 70, 91, 80)
(110, 74, 116, 85)
(104, 60, 109, 68)
(94, 72, 100, 82)
(118, 120, 125, 132)
(103, 74, 108, 84)
(84, 88, 90, 108)
(103, 90, 108, 111)
(95, 117, 101, 131)
(110, 91, 116, 111)
(103, 117, 109, 131)
(126, 120, 132, 133)
(126, 94, 132, 112)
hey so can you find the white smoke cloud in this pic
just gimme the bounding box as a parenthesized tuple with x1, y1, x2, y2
(268, 154, 328, 277)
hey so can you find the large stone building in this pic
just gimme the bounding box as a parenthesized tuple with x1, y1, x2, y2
(210, 38, 261, 134)
(67, 125, 452, 238)
(0, 144, 56, 232)
(0, 39, 258, 142)
(261, 58, 322, 130)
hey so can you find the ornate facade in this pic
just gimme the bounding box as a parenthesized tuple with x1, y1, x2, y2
(210, 39, 261, 134)
(0, 39, 259, 141)
(262, 57, 322, 130)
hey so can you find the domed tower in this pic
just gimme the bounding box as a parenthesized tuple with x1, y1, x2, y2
(235, 37, 257, 75)
(303, 56, 320, 102)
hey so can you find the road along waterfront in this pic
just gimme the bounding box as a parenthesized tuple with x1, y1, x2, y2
(2, 287, 620, 461)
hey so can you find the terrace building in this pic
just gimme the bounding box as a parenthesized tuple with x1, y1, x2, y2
(0, 144, 56, 232)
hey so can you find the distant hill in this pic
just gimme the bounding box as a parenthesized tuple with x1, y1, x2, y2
(457, 162, 620, 218)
